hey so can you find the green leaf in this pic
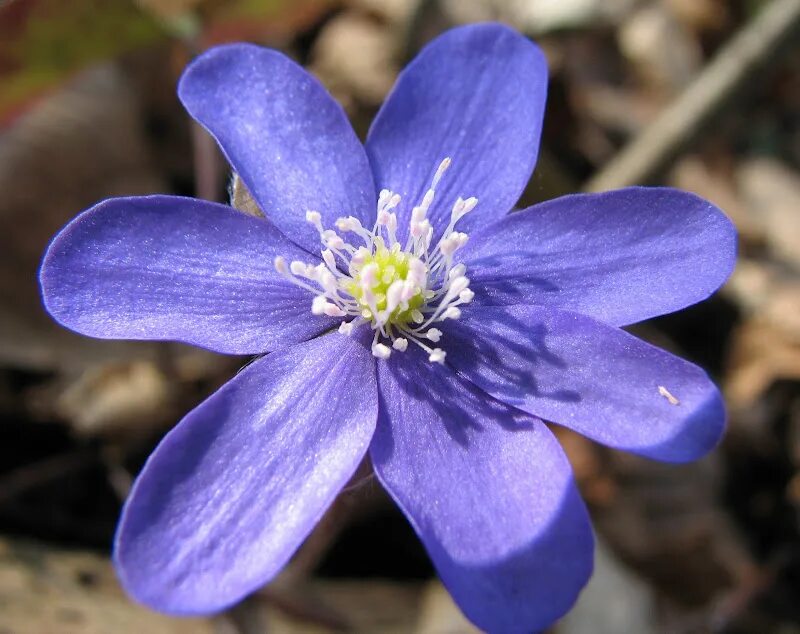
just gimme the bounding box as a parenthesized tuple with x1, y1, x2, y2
(0, 0, 166, 124)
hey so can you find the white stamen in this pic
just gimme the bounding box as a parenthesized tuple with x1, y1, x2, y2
(386, 280, 405, 313)
(306, 210, 323, 233)
(311, 295, 341, 316)
(325, 304, 346, 317)
(336, 216, 359, 232)
(321, 249, 337, 271)
(449, 276, 469, 295)
(432, 157, 451, 187)
(449, 264, 466, 279)
(459, 289, 475, 303)
(339, 321, 354, 335)
(361, 262, 378, 287)
(426, 328, 442, 342)
(324, 233, 346, 250)
(274, 157, 476, 364)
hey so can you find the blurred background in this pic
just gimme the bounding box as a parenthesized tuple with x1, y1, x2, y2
(1, 0, 799, 632)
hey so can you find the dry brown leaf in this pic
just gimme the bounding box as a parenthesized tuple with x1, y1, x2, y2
(310, 13, 399, 110)
(0, 537, 213, 634)
(0, 63, 167, 372)
(738, 157, 800, 271)
(56, 361, 174, 438)
(670, 156, 766, 246)
(726, 320, 800, 408)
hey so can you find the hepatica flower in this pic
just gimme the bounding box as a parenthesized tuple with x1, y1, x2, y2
(40, 23, 735, 633)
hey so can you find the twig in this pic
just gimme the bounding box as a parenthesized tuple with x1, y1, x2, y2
(181, 25, 222, 203)
(584, 0, 800, 192)
(191, 120, 221, 201)
(99, 444, 134, 501)
(219, 596, 271, 634)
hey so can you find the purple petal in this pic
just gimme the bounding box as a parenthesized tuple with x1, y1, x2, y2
(366, 23, 547, 240)
(444, 304, 726, 462)
(114, 333, 377, 614)
(371, 347, 593, 632)
(40, 195, 333, 354)
(178, 43, 375, 253)
(461, 187, 737, 326)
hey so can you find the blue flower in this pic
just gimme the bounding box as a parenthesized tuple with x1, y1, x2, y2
(39, 23, 736, 633)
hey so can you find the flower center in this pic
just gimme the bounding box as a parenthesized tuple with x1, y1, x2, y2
(274, 158, 476, 363)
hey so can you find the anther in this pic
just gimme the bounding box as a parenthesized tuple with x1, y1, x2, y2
(311, 296, 330, 315)
(306, 210, 323, 233)
(449, 276, 470, 295)
(432, 158, 451, 187)
(361, 263, 378, 287)
(338, 321, 354, 335)
(321, 250, 336, 271)
(449, 264, 466, 279)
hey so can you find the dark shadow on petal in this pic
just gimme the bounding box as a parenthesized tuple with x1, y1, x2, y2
(463, 251, 559, 306)
(377, 343, 537, 449)
(372, 343, 596, 631)
(424, 468, 594, 632)
(441, 305, 727, 463)
(443, 307, 582, 410)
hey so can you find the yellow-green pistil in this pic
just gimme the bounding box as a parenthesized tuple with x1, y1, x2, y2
(346, 243, 426, 325)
